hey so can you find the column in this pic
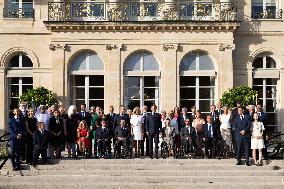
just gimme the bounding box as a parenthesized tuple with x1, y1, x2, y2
(105, 44, 122, 111)
(161, 44, 179, 112)
(0, 68, 6, 130)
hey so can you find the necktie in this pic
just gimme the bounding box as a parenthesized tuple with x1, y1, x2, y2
(208, 124, 212, 138)
(82, 112, 85, 118)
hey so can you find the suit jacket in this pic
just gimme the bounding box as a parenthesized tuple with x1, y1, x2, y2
(257, 111, 267, 126)
(203, 123, 220, 140)
(145, 112, 162, 135)
(233, 115, 251, 138)
(106, 113, 116, 133)
(8, 116, 26, 141)
(77, 111, 91, 127)
(210, 111, 220, 126)
(141, 112, 148, 134)
(113, 113, 130, 130)
(180, 126, 196, 140)
(33, 130, 49, 149)
(96, 127, 110, 140)
(179, 113, 190, 127)
(114, 126, 130, 139)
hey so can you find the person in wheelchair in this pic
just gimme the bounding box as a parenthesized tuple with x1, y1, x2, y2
(180, 118, 196, 158)
(161, 118, 175, 159)
(114, 119, 131, 158)
(96, 119, 111, 158)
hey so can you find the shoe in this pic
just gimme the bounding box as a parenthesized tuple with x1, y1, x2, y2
(246, 162, 250, 166)
(12, 168, 18, 171)
(150, 156, 153, 159)
(236, 161, 242, 165)
(155, 155, 159, 159)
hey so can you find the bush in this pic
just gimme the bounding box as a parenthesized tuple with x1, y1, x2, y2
(220, 86, 258, 108)
(19, 87, 58, 108)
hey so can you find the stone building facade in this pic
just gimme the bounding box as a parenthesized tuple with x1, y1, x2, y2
(0, 0, 283, 134)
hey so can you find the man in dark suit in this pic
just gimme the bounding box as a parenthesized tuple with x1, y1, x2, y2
(210, 105, 220, 126)
(248, 105, 256, 121)
(113, 105, 130, 129)
(203, 115, 220, 159)
(180, 118, 196, 157)
(106, 106, 116, 154)
(233, 107, 251, 166)
(189, 106, 196, 122)
(141, 105, 149, 156)
(145, 104, 162, 159)
(256, 104, 268, 159)
(8, 108, 26, 171)
(77, 103, 91, 127)
(216, 101, 224, 116)
(114, 119, 130, 157)
(96, 119, 111, 158)
(180, 107, 190, 128)
(230, 101, 243, 158)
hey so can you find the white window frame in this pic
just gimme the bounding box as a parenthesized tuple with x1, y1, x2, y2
(252, 0, 280, 19)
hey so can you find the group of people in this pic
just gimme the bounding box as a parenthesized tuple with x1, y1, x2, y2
(8, 100, 268, 171)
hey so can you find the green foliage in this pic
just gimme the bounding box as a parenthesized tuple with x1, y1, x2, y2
(19, 87, 58, 108)
(220, 86, 258, 108)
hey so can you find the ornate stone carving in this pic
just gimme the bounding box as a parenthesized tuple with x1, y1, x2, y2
(106, 44, 125, 50)
(219, 43, 235, 51)
(163, 44, 180, 51)
(49, 44, 66, 51)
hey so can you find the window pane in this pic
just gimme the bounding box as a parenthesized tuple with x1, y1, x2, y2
(10, 78, 19, 84)
(9, 98, 19, 110)
(180, 76, 196, 86)
(89, 88, 104, 99)
(22, 85, 33, 93)
(180, 54, 197, 71)
(127, 88, 140, 99)
(252, 86, 263, 98)
(70, 53, 86, 71)
(180, 88, 196, 99)
(266, 57, 276, 68)
(253, 78, 263, 85)
(22, 55, 33, 67)
(267, 113, 276, 126)
(10, 85, 19, 97)
(143, 54, 159, 71)
(9, 55, 19, 67)
(180, 100, 195, 111)
(199, 100, 211, 113)
(89, 100, 104, 109)
(73, 76, 85, 86)
(199, 76, 214, 86)
(89, 76, 104, 86)
(266, 86, 276, 98)
(144, 76, 158, 87)
(125, 77, 140, 87)
(199, 88, 211, 99)
(253, 57, 264, 68)
(75, 88, 85, 99)
(124, 53, 141, 71)
(144, 100, 156, 111)
(126, 100, 140, 111)
(89, 54, 104, 70)
(144, 88, 156, 99)
(266, 99, 276, 112)
(266, 78, 277, 85)
(199, 54, 214, 70)
(22, 77, 33, 84)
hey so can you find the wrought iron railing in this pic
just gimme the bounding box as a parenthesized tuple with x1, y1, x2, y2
(47, 1, 238, 22)
(3, 8, 35, 18)
(252, 9, 283, 19)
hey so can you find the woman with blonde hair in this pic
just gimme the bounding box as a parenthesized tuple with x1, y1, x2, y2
(130, 106, 144, 158)
(77, 120, 91, 156)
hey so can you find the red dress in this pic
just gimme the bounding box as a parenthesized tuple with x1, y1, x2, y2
(77, 128, 91, 149)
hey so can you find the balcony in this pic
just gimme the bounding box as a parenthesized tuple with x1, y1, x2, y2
(3, 8, 34, 19)
(47, 1, 238, 22)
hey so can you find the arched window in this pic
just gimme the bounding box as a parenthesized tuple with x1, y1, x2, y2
(124, 51, 160, 110)
(7, 52, 33, 110)
(69, 52, 104, 109)
(179, 52, 215, 113)
(252, 54, 279, 132)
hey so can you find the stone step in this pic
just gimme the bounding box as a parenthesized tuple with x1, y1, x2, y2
(1, 175, 284, 183)
(1, 182, 284, 189)
(2, 169, 284, 177)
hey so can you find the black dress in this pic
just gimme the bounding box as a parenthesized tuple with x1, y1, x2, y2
(66, 114, 78, 144)
(25, 117, 37, 163)
(48, 116, 64, 147)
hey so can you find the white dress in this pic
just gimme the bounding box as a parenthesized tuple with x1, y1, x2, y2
(220, 114, 231, 129)
(251, 122, 265, 149)
(131, 115, 144, 141)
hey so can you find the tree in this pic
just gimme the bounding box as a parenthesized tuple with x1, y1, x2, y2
(220, 86, 258, 108)
(19, 87, 58, 108)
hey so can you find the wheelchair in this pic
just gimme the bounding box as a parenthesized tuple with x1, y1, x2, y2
(113, 138, 131, 159)
(160, 140, 169, 159)
(97, 139, 111, 158)
(180, 138, 195, 159)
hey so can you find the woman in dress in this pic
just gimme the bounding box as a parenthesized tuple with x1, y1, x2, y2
(77, 120, 91, 156)
(48, 109, 64, 158)
(161, 110, 167, 128)
(251, 113, 265, 166)
(192, 110, 205, 158)
(25, 108, 37, 164)
(65, 105, 79, 158)
(219, 106, 233, 156)
(130, 107, 144, 158)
